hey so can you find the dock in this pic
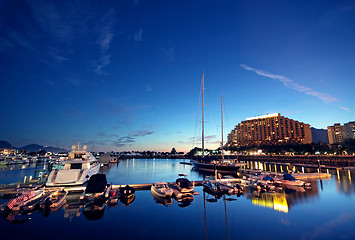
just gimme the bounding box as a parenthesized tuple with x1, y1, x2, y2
(237, 168, 331, 180)
(0, 180, 206, 196)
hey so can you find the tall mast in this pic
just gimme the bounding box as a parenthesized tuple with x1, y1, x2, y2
(221, 95, 224, 160)
(202, 73, 205, 158)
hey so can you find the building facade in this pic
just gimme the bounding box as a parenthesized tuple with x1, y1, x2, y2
(327, 123, 345, 144)
(227, 113, 312, 147)
(327, 121, 355, 144)
(344, 121, 355, 140)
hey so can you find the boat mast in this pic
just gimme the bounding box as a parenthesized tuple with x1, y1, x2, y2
(221, 95, 224, 160)
(202, 73, 205, 159)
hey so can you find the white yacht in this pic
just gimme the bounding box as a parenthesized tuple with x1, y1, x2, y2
(46, 143, 100, 187)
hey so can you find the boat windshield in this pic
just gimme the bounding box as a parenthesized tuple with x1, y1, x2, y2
(70, 163, 82, 169)
(52, 163, 65, 170)
(74, 153, 85, 159)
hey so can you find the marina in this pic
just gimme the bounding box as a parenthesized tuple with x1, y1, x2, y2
(0, 158, 354, 240)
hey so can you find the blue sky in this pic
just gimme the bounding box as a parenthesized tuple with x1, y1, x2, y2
(0, 0, 354, 152)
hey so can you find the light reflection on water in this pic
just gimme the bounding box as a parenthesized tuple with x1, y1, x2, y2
(0, 159, 354, 240)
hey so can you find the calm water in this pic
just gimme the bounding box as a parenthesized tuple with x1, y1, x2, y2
(0, 159, 354, 240)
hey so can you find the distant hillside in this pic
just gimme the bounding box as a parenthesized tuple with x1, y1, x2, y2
(311, 128, 329, 144)
(44, 146, 68, 153)
(20, 144, 67, 153)
(0, 140, 14, 149)
(0, 141, 68, 153)
(19, 144, 45, 152)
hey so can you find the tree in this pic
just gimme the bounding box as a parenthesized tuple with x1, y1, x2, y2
(171, 148, 177, 155)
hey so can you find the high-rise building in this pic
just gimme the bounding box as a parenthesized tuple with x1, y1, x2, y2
(344, 121, 355, 140)
(327, 123, 345, 144)
(227, 113, 312, 147)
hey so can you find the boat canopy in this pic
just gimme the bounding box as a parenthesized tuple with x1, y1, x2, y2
(85, 174, 107, 194)
(262, 176, 274, 181)
(176, 178, 193, 188)
(283, 174, 296, 181)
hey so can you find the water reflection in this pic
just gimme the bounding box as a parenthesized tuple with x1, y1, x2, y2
(63, 193, 83, 221)
(83, 198, 106, 221)
(151, 191, 173, 206)
(0, 158, 355, 240)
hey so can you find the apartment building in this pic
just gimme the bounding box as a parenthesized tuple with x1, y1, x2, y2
(327, 123, 345, 144)
(344, 121, 355, 140)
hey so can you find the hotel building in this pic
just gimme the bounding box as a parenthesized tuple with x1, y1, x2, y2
(227, 113, 312, 147)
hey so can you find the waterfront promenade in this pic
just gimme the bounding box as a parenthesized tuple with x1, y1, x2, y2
(237, 155, 355, 167)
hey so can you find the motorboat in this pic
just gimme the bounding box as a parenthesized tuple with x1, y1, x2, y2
(6, 189, 45, 211)
(46, 143, 100, 187)
(21, 191, 53, 212)
(175, 175, 194, 193)
(151, 182, 173, 198)
(118, 185, 135, 206)
(216, 181, 244, 195)
(107, 188, 119, 206)
(79, 174, 110, 204)
(202, 180, 224, 197)
(275, 174, 310, 188)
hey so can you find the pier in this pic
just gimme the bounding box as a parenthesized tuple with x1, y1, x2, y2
(238, 155, 355, 167)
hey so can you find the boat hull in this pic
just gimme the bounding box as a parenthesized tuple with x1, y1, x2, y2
(151, 186, 173, 198)
(46, 164, 100, 187)
(192, 161, 246, 174)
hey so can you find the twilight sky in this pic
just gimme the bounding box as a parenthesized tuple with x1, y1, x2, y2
(0, 0, 354, 152)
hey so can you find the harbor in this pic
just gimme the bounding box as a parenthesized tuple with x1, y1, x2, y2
(0, 158, 354, 240)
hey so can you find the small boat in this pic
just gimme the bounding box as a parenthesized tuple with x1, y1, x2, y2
(21, 191, 53, 211)
(107, 188, 119, 206)
(175, 175, 194, 193)
(109, 156, 120, 163)
(80, 174, 109, 203)
(7, 189, 45, 211)
(119, 185, 136, 206)
(202, 180, 224, 197)
(275, 174, 310, 188)
(216, 181, 244, 195)
(151, 182, 173, 198)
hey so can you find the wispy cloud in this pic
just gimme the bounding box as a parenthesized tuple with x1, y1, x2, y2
(133, 28, 143, 43)
(112, 129, 155, 147)
(93, 9, 116, 75)
(162, 46, 175, 62)
(93, 55, 111, 75)
(240, 64, 348, 110)
(340, 106, 351, 112)
(91, 129, 155, 148)
(144, 85, 152, 92)
(97, 9, 116, 52)
(131, 129, 154, 137)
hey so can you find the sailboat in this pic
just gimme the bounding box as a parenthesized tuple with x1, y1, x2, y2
(192, 74, 246, 174)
